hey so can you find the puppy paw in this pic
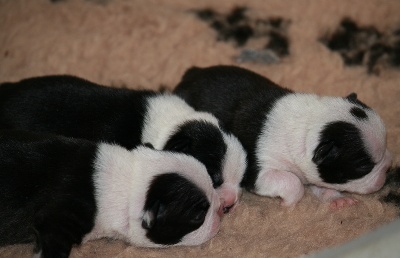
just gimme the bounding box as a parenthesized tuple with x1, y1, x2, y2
(329, 197, 359, 209)
(310, 186, 358, 209)
(255, 169, 304, 206)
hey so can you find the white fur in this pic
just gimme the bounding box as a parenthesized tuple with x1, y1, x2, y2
(141, 94, 220, 149)
(254, 93, 392, 205)
(84, 144, 221, 247)
(141, 94, 247, 207)
(217, 133, 247, 206)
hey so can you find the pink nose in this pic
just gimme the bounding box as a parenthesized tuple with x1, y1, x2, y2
(218, 188, 238, 214)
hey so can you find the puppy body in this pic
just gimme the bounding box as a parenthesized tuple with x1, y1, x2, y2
(0, 130, 221, 257)
(174, 65, 392, 206)
(0, 76, 246, 211)
(0, 76, 155, 149)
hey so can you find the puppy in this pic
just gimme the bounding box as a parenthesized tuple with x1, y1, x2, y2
(0, 75, 246, 213)
(174, 65, 392, 208)
(0, 130, 222, 258)
(141, 94, 246, 212)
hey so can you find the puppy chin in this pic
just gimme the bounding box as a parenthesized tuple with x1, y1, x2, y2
(358, 149, 392, 194)
(179, 192, 222, 246)
(325, 149, 392, 194)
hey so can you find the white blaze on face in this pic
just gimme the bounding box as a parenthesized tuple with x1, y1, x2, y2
(218, 133, 247, 209)
(87, 144, 222, 247)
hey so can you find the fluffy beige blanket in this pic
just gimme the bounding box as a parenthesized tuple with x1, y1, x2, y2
(0, 0, 399, 257)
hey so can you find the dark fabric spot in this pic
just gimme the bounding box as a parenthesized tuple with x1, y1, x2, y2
(226, 7, 247, 25)
(195, 8, 216, 21)
(266, 31, 289, 56)
(390, 40, 400, 66)
(230, 25, 254, 46)
(192, 6, 290, 63)
(269, 18, 283, 28)
(385, 167, 400, 187)
(321, 17, 400, 75)
(383, 192, 400, 207)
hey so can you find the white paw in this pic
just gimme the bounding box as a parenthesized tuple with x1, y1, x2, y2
(310, 186, 358, 209)
(255, 169, 304, 206)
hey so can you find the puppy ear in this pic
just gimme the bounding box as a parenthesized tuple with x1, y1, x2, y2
(142, 200, 166, 230)
(164, 136, 191, 153)
(346, 92, 358, 101)
(312, 141, 337, 165)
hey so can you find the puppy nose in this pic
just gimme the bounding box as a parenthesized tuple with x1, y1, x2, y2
(217, 186, 238, 214)
(222, 203, 235, 214)
(217, 203, 225, 217)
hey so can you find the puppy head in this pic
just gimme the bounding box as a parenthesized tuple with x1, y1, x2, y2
(130, 147, 222, 247)
(163, 121, 247, 213)
(143, 94, 247, 213)
(304, 93, 392, 193)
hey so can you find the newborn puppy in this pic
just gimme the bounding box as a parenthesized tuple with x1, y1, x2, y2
(0, 130, 222, 258)
(0, 75, 246, 212)
(141, 94, 246, 212)
(174, 65, 392, 208)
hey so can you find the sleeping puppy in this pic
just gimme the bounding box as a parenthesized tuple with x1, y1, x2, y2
(0, 130, 222, 258)
(0, 76, 246, 213)
(141, 94, 246, 212)
(174, 65, 392, 208)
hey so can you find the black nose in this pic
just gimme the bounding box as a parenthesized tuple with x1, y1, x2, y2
(222, 204, 234, 214)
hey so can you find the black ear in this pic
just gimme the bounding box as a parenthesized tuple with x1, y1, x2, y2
(346, 92, 358, 101)
(164, 136, 191, 153)
(142, 200, 166, 230)
(312, 141, 337, 165)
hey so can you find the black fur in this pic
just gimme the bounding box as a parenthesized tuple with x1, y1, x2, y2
(350, 106, 368, 120)
(164, 121, 226, 188)
(0, 75, 155, 149)
(313, 121, 375, 183)
(0, 130, 97, 258)
(345, 92, 371, 109)
(143, 173, 210, 245)
(0, 75, 227, 189)
(174, 65, 292, 190)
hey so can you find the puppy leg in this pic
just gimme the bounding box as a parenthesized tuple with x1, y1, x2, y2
(33, 203, 94, 258)
(254, 169, 304, 206)
(310, 186, 358, 209)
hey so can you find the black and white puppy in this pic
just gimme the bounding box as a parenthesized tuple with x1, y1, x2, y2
(0, 76, 246, 212)
(141, 94, 246, 211)
(0, 130, 222, 258)
(174, 65, 392, 208)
